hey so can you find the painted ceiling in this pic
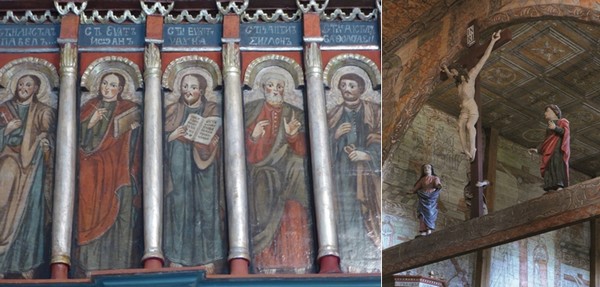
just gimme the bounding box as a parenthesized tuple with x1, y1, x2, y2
(427, 19, 600, 177)
(382, 0, 463, 55)
(383, 2, 600, 177)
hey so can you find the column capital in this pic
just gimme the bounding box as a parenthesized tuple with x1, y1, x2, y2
(59, 42, 78, 75)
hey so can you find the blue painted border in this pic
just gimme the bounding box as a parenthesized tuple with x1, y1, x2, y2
(0, 271, 381, 287)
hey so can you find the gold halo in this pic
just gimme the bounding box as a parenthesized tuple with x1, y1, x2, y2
(162, 55, 222, 91)
(323, 53, 381, 90)
(243, 54, 304, 89)
(81, 56, 143, 92)
(0, 58, 59, 107)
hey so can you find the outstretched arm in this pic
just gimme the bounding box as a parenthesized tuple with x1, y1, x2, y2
(440, 64, 451, 77)
(469, 29, 501, 77)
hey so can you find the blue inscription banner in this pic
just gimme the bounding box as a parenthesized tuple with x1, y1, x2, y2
(0, 24, 60, 47)
(163, 24, 222, 47)
(79, 24, 145, 47)
(321, 21, 379, 46)
(241, 22, 302, 48)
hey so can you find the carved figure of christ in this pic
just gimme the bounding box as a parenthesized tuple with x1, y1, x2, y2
(441, 25, 511, 218)
(441, 29, 502, 162)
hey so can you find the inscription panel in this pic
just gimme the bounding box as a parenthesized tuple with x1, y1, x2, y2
(321, 21, 379, 46)
(240, 22, 302, 48)
(0, 24, 60, 48)
(163, 24, 222, 48)
(79, 24, 145, 48)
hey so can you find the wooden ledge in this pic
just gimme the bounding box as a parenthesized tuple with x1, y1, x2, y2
(383, 177, 600, 279)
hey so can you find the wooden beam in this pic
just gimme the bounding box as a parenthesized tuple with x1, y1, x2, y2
(474, 249, 491, 287)
(484, 128, 499, 212)
(383, 177, 600, 279)
(471, 78, 485, 218)
(591, 218, 600, 287)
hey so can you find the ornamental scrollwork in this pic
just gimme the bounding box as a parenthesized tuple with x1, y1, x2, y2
(140, 1, 174, 16)
(216, 0, 249, 16)
(321, 7, 378, 21)
(0, 10, 61, 24)
(80, 10, 145, 24)
(241, 9, 302, 23)
(54, 1, 87, 16)
(296, 0, 329, 14)
(165, 10, 222, 24)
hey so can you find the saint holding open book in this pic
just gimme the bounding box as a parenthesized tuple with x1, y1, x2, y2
(163, 72, 226, 269)
(182, 113, 221, 145)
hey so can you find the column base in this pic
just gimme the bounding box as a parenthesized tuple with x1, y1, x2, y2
(229, 258, 249, 275)
(318, 255, 341, 273)
(51, 263, 69, 279)
(143, 258, 164, 269)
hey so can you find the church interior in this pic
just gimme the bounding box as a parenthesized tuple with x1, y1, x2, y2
(2, 0, 600, 286)
(383, 1, 600, 286)
(0, 0, 381, 286)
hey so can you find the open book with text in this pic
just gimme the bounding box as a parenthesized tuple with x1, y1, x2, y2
(183, 113, 221, 145)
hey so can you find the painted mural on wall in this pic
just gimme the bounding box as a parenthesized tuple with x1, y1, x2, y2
(401, 254, 477, 287)
(382, 104, 592, 247)
(489, 224, 590, 287)
(0, 58, 58, 279)
(161, 56, 227, 272)
(324, 54, 381, 273)
(74, 57, 144, 276)
(243, 55, 315, 274)
(383, 104, 593, 285)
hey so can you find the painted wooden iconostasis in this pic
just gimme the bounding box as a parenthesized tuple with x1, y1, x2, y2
(0, 1, 382, 286)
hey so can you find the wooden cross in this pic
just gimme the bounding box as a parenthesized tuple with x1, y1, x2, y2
(441, 20, 512, 218)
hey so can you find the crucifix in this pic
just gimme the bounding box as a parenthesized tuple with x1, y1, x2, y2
(440, 20, 511, 218)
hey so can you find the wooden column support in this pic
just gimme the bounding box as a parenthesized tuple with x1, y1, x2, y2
(383, 177, 600, 279)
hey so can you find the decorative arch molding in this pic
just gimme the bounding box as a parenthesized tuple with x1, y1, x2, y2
(383, 3, 600, 162)
(480, 4, 600, 31)
(243, 54, 304, 89)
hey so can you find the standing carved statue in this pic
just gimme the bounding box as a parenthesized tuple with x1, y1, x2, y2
(0, 74, 55, 278)
(528, 104, 570, 192)
(441, 30, 502, 161)
(408, 164, 442, 237)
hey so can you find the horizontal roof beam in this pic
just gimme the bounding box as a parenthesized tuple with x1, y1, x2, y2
(383, 177, 600, 279)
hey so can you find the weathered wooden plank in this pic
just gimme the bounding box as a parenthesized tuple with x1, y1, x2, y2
(484, 127, 499, 212)
(383, 177, 600, 278)
(591, 218, 600, 287)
